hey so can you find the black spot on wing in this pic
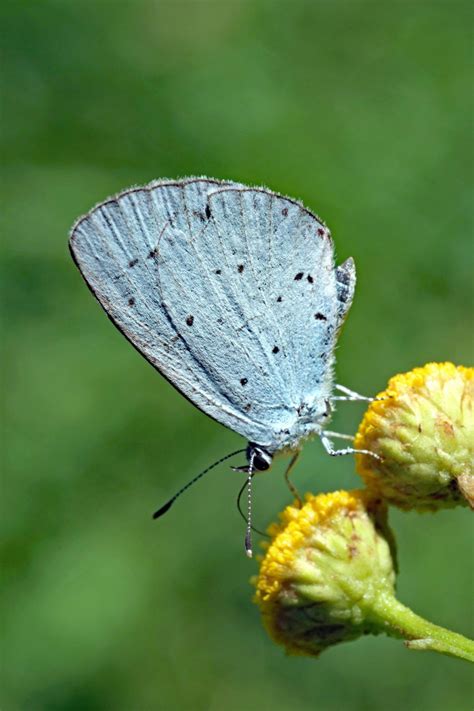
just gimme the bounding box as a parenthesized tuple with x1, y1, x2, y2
(186, 315, 194, 326)
(272, 346, 279, 354)
(240, 378, 248, 386)
(315, 312, 327, 321)
(294, 272, 304, 281)
(129, 258, 139, 268)
(205, 204, 212, 220)
(307, 275, 314, 284)
(128, 297, 135, 306)
(238, 264, 244, 273)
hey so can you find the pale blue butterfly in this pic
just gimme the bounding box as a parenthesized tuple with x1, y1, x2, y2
(70, 177, 375, 555)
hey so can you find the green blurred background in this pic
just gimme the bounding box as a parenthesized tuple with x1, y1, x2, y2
(2, 1, 473, 709)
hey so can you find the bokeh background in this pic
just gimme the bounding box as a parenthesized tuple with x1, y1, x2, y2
(2, 2, 473, 710)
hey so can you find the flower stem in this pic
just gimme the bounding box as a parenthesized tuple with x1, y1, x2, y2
(370, 592, 474, 663)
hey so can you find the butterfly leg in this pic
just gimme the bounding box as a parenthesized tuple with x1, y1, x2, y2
(331, 384, 374, 402)
(321, 432, 381, 460)
(322, 430, 355, 443)
(283, 450, 302, 506)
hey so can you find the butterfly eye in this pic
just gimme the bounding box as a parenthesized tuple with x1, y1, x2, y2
(247, 444, 273, 471)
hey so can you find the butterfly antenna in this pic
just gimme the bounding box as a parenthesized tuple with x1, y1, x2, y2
(152, 448, 246, 519)
(236, 476, 269, 538)
(244, 451, 256, 558)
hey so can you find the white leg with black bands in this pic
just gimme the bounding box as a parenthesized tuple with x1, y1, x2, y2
(321, 433, 381, 460)
(332, 384, 374, 402)
(322, 430, 355, 442)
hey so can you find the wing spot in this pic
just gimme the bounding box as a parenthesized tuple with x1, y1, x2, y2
(186, 315, 194, 327)
(244, 403, 252, 412)
(129, 258, 139, 268)
(315, 312, 327, 321)
(294, 272, 304, 281)
(215, 269, 222, 275)
(240, 378, 248, 386)
(282, 207, 288, 217)
(205, 204, 212, 219)
(317, 228, 325, 236)
(238, 264, 245, 273)
(272, 346, 280, 354)
(128, 298, 135, 306)
(307, 275, 314, 284)
(147, 249, 157, 259)
(277, 296, 283, 303)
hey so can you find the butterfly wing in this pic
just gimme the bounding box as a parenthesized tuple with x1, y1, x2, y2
(70, 179, 352, 451)
(158, 185, 342, 448)
(335, 257, 356, 330)
(70, 177, 269, 442)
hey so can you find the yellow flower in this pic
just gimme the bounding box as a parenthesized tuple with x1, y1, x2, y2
(254, 490, 396, 656)
(354, 363, 473, 510)
(253, 489, 474, 662)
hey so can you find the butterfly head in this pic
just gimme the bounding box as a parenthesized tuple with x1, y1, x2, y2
(247, 443, 273, 471)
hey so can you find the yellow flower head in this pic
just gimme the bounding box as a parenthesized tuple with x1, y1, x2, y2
(354, 363, 473, 510)
(253, 490, 396, 657)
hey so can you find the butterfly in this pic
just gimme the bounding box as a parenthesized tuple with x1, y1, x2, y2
(70, 177, 375, 554)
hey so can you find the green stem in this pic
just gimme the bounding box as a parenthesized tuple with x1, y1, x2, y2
(370, 592, 474, 663)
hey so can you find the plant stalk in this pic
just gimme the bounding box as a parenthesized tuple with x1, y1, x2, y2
(370, 592, 474, 663)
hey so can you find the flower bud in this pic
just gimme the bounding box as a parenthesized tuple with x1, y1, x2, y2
(354, 363, 473, 510)
(253, 490, 396, 656)
(253, 489, 474, 662)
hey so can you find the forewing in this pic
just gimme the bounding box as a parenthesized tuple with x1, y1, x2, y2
(70, 180, 345, 450)
(70, 178, 271, 444)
